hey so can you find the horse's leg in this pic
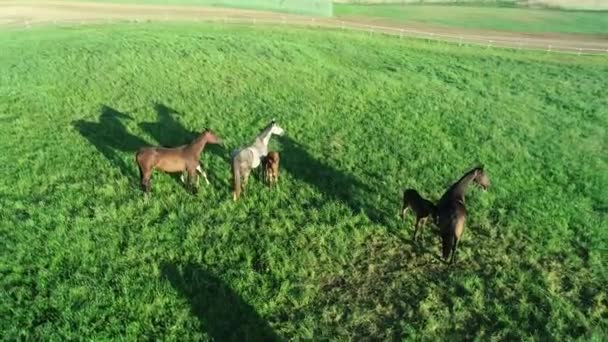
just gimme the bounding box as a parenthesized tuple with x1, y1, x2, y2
(141, 168, 152, 193)
(201, 170, 209, 185)
(232, 158, 241, 201)
(187, 167, 198, 195)
(242, 168, 251, 195)
(401, 203, 408, 220)
(196, 164, 210, 185)
(450, 238, 459, 265)
(201, 169, 210, 185)
(419, 217, 428, 237)
(137, 164, 146, 191)
(413, 217, 421, 242)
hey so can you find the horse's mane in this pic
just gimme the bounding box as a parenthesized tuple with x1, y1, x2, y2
(258, 120, 275, 137)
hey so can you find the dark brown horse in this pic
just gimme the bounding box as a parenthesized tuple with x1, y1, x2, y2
(401, 189, 437, 242)
(136, 129, 221, 193)
(437, 166, 490, 265)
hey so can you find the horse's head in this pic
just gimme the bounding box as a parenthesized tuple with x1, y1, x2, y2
(473, 165, 490, 190)
(269, 119, 285, 136)
(268, 151, 280, 162)
(202, 128, 222, 145)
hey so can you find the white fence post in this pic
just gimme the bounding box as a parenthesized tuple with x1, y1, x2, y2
(400, 29, 404, 39)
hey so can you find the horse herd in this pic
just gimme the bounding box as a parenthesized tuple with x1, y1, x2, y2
(135, 119, 490, 265)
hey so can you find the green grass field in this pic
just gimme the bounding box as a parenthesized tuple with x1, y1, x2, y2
(1, 23, 607, 340)
(335, 3, 608, 35)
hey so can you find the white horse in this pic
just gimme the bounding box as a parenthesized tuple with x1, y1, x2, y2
(231, 119, 284, 200)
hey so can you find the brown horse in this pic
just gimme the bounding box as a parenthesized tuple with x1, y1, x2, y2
(262, 151, 280, 186)
(437, 166, 490, 265)
(401, 189, 437, 242)
(135, 129, 221, 193)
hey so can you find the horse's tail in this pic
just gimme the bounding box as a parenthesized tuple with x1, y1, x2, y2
(232, 156, 241, 201)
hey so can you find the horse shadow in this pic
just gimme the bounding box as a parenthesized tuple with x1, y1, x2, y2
(140, 103, 228, 160)
(139, 103, 196, 148)
(72, 105, 148, 178)
(279, 136, 390, 226)
(161, 262, 279, 341)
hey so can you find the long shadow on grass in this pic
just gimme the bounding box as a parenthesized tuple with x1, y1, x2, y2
(161, 262, 279, 341)
(139, 103, 196, 147)
(72, 105, 148, 178)
(280, 136, 390, 225)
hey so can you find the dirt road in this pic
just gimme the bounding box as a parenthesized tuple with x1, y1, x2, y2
(1, 1, 607, 54)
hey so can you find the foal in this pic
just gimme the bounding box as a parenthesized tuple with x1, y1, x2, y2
(136, 129, 221, 193)
(231, 120, 284, 201)
(436, 166, 490, 265)
(262, 151, 280, 186)
(400, 189, 437, 242)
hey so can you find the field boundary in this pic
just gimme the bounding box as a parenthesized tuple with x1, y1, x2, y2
(2, 1, 608, 55)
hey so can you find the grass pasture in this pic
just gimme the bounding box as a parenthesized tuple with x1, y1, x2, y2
(1, 23, 607, 340)
(335, 3, 608, 35)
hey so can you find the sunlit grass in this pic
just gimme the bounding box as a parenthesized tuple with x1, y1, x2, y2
(335, 3, 608, 35)
(0, 23, 607, 340)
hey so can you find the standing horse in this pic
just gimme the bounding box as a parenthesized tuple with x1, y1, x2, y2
(437, 166, 490, 265)
(262, 151, 280, 187)
(231, 120, 284, 201)
(136, 129, 221, 194)
(401, 189, 437, 242)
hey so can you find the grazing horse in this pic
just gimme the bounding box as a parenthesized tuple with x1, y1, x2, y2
(437, 166, 490, 265)
(400, 189, 437, 242)
(231, 120, 284, 201)
(262, 151, 280, 186)
(136, 129, 221, 194)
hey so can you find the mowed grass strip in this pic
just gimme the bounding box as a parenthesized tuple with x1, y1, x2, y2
(0, 23, 607, 340)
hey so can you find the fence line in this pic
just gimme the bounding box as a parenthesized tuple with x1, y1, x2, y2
(9, 14, 608, 56)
